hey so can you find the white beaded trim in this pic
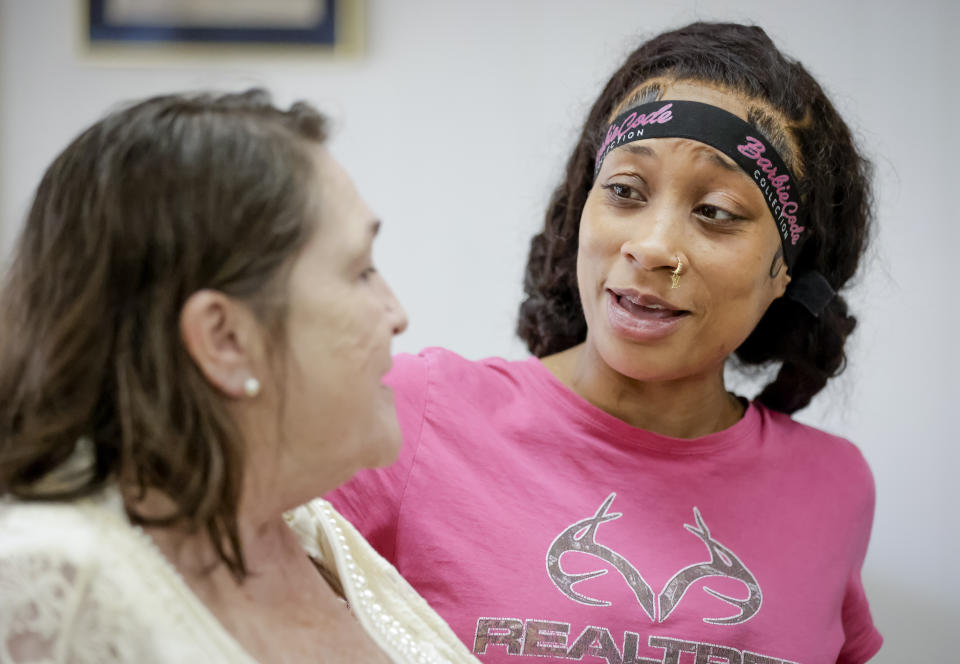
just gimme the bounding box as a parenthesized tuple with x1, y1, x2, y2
(316, 503, 446, 664)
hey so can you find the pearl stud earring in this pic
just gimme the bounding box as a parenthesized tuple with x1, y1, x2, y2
(243, 377, 260, 398)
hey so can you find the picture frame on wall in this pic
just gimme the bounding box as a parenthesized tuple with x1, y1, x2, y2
(86, 0, 362, 53)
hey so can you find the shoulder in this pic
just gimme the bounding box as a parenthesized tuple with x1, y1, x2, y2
(0, 496, 113, 564)
(0, 491, 154, 601)
(759, 405, 871, 462)
(756, 405, 876, 498)
(0, 496, 165, 663)
(389, 346, 535, 398)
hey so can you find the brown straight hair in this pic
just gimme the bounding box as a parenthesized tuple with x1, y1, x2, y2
(0, 89, 327, 580)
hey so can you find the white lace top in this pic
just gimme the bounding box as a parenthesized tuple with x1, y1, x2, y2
(0, 489, 478, 664)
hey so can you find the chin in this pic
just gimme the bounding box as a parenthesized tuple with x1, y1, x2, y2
(600, 337, 693, 383)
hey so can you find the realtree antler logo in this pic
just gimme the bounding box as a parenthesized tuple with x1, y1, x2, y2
(546, 494, 762, 625)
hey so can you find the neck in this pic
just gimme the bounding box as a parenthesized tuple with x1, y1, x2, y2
(542, 341, 744, 439)
(140, 498, 315, 620)
(128, 482, 306, 583)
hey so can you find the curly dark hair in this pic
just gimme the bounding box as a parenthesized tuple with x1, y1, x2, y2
(0, 89, 326, 580)
(517, 22, 872, 414)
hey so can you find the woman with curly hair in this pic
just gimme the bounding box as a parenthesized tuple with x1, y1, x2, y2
(330, 22, 881, 664)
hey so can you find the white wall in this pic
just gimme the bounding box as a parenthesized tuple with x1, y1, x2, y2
(2, 0, 956, 659)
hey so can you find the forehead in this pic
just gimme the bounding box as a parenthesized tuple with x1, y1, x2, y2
(609, 78, 802, 177)
(309, 147, 377, 250)
(614, 140, 743, 176)
(611, 79, 751, 123)
(599, 80, 769, 180)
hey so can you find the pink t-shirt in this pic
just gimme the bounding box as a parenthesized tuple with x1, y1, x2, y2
(328, 348, 882, 664)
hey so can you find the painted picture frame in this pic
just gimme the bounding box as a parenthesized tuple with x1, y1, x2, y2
(87, 0, 360, 51)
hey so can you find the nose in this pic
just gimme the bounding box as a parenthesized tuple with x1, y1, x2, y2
(392, 306, 409, 336)
(619, 203, 685, 274)
(385, 283, 408, 336)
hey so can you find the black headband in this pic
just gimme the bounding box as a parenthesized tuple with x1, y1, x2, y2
(594, 100, 835, 316)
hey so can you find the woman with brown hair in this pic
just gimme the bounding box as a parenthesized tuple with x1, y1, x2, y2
(0, 89, 478, 664)
(329, 22, 882, 663)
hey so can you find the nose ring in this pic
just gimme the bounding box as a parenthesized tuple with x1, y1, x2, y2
(671, 256, 683, 289)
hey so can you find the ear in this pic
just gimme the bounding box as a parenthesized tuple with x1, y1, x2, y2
(768, 248, 791, 299)
(180, 290, 262, 399)
(773, 270, 791, 299)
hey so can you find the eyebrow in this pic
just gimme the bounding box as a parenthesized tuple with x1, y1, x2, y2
(369, 219, 382, 237)
(703, 150, 742, 175)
